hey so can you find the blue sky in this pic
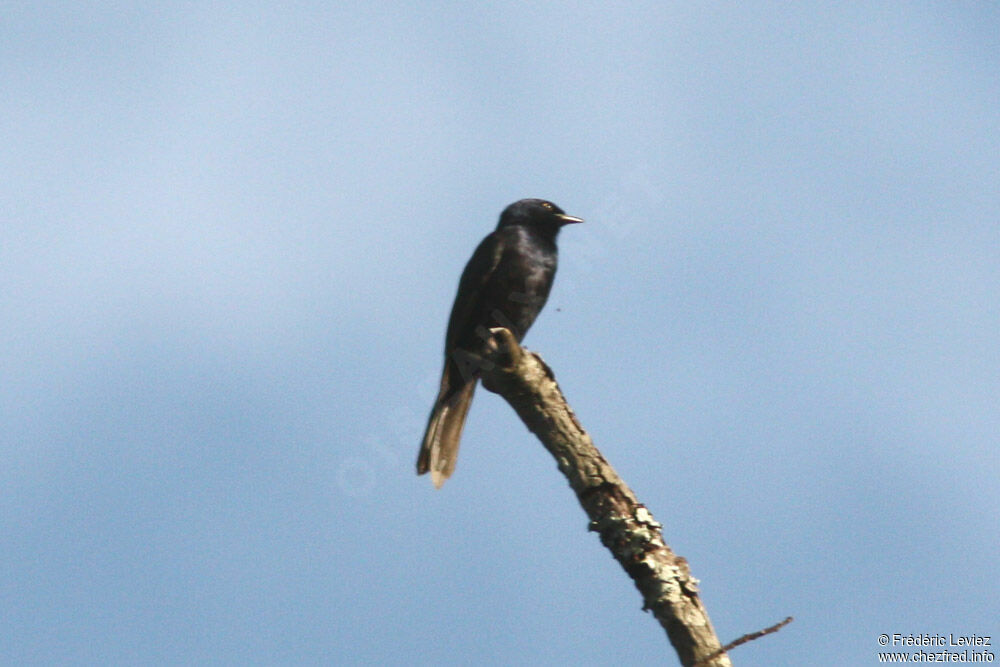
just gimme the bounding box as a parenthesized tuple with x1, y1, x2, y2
(2, 2, 998, 665)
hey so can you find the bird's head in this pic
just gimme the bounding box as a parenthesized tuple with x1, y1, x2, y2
(497, 199, 583, 235)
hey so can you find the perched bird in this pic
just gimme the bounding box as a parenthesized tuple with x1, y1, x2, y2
(418, 199, 583, 488)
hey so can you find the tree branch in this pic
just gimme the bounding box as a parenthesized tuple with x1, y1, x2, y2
(478, 327, 733, 667)
(694, 616, 794, 666)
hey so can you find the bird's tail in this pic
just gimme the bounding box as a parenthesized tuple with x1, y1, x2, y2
(417, 361, 476, 488)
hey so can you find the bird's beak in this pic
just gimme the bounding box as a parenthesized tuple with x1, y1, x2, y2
(556, 214, 584, 225)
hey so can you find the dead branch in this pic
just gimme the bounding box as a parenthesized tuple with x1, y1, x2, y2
(479, 327, 733, 667)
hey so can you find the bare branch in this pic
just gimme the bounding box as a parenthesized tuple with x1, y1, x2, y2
(479, 327, 732, 667)
(694, 617, 794, 666)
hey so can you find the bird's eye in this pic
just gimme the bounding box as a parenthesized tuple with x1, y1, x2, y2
(542, 202, 553, 211)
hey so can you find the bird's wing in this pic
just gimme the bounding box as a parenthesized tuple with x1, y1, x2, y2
(445, 231, 504, 351)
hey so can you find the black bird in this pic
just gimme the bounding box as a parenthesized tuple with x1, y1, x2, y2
(418, 198, 583, 487)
